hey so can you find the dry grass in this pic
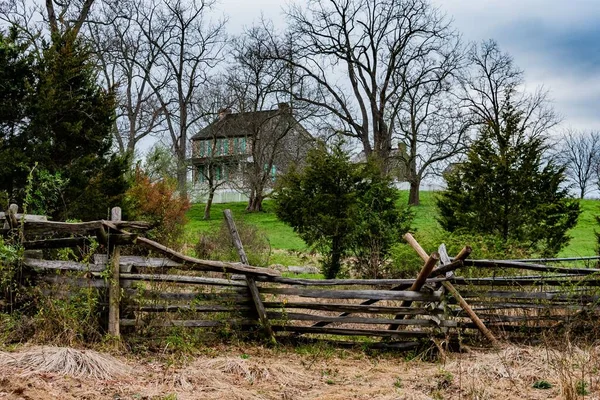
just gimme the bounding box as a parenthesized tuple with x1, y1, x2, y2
(0, 343, 599, 399)
(0, 346, 132, 380)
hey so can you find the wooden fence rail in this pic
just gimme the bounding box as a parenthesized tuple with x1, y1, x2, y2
(4, 203, 600, 348)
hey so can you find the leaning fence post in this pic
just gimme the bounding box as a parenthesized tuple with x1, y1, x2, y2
(108, 207, 121, 337)
(223, 209, 276, 344)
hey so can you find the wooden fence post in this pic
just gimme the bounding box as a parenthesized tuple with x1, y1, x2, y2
(108, 207, 121, 337)
(223, 209, 275, 343)
(7, 204, 18, 230)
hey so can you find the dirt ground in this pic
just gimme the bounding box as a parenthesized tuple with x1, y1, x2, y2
(0, 342, 599, 400)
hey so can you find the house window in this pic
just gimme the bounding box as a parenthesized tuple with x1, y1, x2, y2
(215, 164, 229, 181)
(197, 165, 205, 183)
(224, 138, 229, 155)
(240, 137, 247, 153)
(234, 137, 239, 154)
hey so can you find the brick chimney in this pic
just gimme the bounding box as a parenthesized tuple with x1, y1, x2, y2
(218, 107, 232, 120)
(277, 102, 291, 114)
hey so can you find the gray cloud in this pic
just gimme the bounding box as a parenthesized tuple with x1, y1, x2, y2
(219, 0, 600, 131)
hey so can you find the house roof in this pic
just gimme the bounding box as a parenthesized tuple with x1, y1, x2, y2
(192, 109, 289, 140)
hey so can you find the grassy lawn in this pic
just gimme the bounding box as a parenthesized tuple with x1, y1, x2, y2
(185, 191, 600, 258)
(186, 201, 307, 251)
(560, 198, 600, 257)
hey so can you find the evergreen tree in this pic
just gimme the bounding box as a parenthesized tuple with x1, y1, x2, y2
(275, 141, 412, 278)
(0, 28, 36, 201)
(0, 32, 129, 220)
(437, 99, 580, 256)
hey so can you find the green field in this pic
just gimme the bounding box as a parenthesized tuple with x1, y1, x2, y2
(185, 191, 600, 258)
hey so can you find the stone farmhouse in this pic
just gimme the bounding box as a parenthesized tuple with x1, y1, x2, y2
(190, 103, 314, 203)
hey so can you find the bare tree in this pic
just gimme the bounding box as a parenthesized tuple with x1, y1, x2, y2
(192, 78, 237, 220)
(86, 3, 165, 156)
(462, 40, 559, 141)
(393, 22, 467, 205)
(227, 25, 313, 212)
(0, 0, 103, 46)
(136, 0, 227, 196)
(267, 0, 457, 172)
(560, 130, 600, 199)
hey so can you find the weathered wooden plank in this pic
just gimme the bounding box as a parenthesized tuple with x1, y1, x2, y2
(23, 220, 104, 234)
(262, 301, 443, 315)
(259, 287, 442, 301)
(125, 304, 252, 312)
(24, 258, 105, 272)
(123, 289, 249, 301)
(462, 259, 600, 276)
(21, 219, 150, 235)
(267, 312, 456, 327)
(271, 325, 436, 338)
(94, 255, 183, 268)
(0, 211, 47, 222)
(493, 256, 600, 263)
(467, 314, 565, 323)
(459, 290, 600, 302)
(24, 237, 92, 250)
(120, 273, 248, 287)
(25, 258, 137, 274)
(249, 275, 447, 286)
(120, 319, 257, 327)
(466, 302, 600, 311)
(37, 275, 107, 288)
(453, 277, 600, 287)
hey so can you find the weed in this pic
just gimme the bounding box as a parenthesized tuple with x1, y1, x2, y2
(576, 380, 589, 396)
(393, 376, 402, 389)
(435, 369, 453, 389)
(532, 380, 552, 389)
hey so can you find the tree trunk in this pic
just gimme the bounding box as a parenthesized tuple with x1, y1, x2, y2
(327, 236, 342, 279)
(408, 180, 420, 206)
(177, 161, 187, 197)
(246, 193, 263, 212)
(203, 189, 215, 220)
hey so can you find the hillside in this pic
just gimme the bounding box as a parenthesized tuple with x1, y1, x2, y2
(185, 191, 600, 258)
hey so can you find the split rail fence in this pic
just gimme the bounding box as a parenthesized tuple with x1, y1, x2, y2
(2, 204, 600, 349)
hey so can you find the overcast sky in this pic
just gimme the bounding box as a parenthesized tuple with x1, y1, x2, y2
(219, 0, 600, 135)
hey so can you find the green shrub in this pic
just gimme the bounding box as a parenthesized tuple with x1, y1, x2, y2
(0, 191, 8, 211)
(274, 140, 413, 278)
(0, 237, 25, 312)
(437, 98, 580, 257)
